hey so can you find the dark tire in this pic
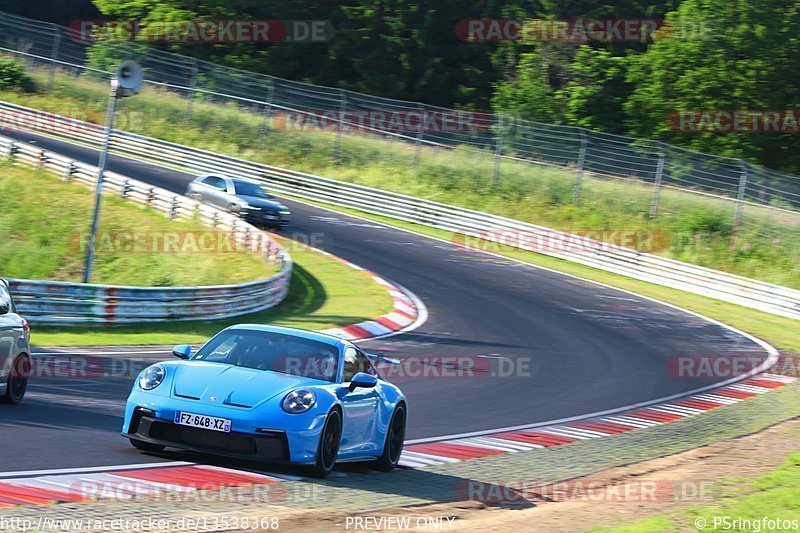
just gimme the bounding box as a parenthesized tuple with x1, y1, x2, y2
(374, 404, 406, 471)
(307, 409, 342, 478)
(1, 354, 30, 405)
(129, 439, 165, 453)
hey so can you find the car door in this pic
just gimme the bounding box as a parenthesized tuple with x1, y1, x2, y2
(0, 283, 20, 388)
(201, 176, 230, 208)
(339, 347, 380, 455)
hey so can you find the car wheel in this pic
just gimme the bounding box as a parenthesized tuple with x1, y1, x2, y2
(1, 354, 30, 405)
(129, 439, 166, 453)
(308, 409, 341, 478)
(374, 404, 406, 471)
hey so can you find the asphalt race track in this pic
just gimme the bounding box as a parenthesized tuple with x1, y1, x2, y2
(0, 130, 772, 472)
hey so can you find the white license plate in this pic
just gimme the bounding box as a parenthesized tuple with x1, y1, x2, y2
(174, 411, 231, 433)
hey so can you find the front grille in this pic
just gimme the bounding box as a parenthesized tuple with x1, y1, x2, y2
(150, 421, 257, 455)
(131, 416, 289, 460)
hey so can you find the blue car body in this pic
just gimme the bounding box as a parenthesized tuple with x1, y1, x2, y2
(122, 325, 406, 470)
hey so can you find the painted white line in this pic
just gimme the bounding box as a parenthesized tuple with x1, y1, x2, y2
(0, 461, 192, 479)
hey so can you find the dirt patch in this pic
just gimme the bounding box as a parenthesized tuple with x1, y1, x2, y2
(262, 418, 800, 532)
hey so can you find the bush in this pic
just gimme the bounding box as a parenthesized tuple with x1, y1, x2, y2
(0, 59, 36, 92)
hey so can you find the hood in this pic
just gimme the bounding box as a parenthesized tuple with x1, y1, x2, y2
(170, 362, 309, 408)
(238, 195, 288, 211)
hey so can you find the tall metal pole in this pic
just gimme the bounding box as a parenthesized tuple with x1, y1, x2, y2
(733, 160, 749, 233)
(47, 26, 61, 91)
(572, 129, 588, 205)
(83, 78, 119, 283)
(258, 80, 275, 150)
(649, 146, 666, 218)
(184, 61, 198, 124)
(492, 115, 504, 184)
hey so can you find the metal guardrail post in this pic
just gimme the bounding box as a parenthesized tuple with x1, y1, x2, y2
(492, 115, 505, 184)
(572, 129, 588, 205)
(258, 80, 275, 150)
(734, 160, 749, 232)
(184, 60, 198, 124)
(62, 161, 74, 182)
(649, 146, 666, 218)
(3, 141, 14, 161)
(46, 26, 61, 91)
(333, 89, 346, 163)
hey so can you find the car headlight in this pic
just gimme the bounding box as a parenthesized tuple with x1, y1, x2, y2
(139, 364, 166, 390)
(282, 389, 316, 414)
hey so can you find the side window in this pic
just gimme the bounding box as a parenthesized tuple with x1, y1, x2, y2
(343, 347, 375, 382)
(0, 284, 13, 314)
(203, 176, 227, 191)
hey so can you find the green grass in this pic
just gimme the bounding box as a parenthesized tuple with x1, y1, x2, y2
(596, 452, 800, 532)
(1, 66, 798, 288)
(31, 240, 393, 345)
(0, 162, 271, 286)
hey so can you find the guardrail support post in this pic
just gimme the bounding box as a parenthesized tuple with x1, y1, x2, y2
(333, 89, 347, 163)
(38, 150, 46, 168)
(47, 26, 61, 91)
(492, 115, 505, 184)
(649, 147, 666, 218)
(62, 161, 75, 182)
(258, 80, 275, 150)
(184, 61, 198, 124)
(733, 160, 749, 233)
(3, 142, 15, 161)
(170, 196, 179, 219)
(573, 129, 588, 205)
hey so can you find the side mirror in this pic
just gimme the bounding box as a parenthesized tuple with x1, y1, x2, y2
(348, 372, 377, 392)
(172, 344, 192, 359)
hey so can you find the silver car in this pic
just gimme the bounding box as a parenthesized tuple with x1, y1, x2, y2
(0, 279, 31, 404)
(186, 175, 291, 228)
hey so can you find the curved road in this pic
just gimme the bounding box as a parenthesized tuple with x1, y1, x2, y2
(0, 130, 771, 472)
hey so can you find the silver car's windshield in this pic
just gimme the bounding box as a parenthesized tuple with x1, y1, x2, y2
(193, 330, 339, 382)
(233, 180, 273, 199)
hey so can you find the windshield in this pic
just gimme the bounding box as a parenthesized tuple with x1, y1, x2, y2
(193, 330, 339, 382)
(233, 180, 273, 199)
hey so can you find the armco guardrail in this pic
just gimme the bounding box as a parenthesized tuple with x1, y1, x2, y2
(0, 132, 292, 325)
(1, 101, 798, 320)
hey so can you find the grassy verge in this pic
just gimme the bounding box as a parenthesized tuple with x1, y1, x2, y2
(285, 195, 800, 352)
(1, 67, 797, 287)
(0, 161, 270, 286)
(31, 239, 394, 346)
(599, 453, 800, 532)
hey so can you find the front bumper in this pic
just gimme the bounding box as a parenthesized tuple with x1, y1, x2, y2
(241, 209, 290, 227)
(126, 411, 290, 462)
(122, 395, 325, 464)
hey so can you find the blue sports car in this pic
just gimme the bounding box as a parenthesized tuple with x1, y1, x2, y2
(122, 325, 407, 477)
